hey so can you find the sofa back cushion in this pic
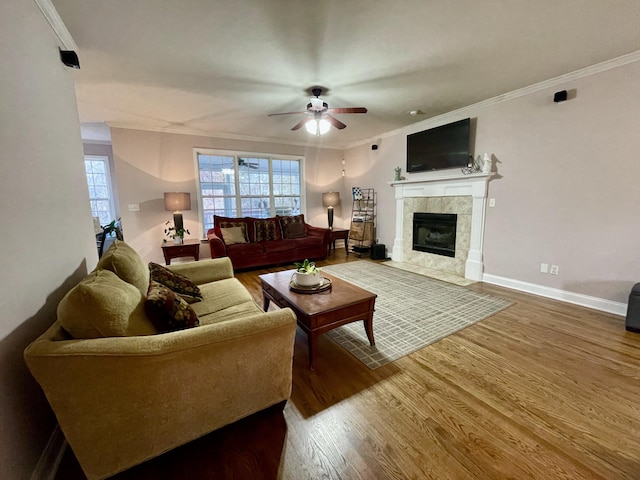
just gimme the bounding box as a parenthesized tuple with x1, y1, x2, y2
(58, 269, 157, 339)
(96, 240, 149, 295)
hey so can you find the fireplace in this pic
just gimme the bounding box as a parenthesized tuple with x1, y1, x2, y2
(413, 213, 457, 257)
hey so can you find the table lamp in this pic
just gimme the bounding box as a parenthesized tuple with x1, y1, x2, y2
(164, 192, 191, 231)
(322, 191, 340, 230)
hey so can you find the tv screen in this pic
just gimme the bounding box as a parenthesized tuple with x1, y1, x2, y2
(406, 118, 471, 173)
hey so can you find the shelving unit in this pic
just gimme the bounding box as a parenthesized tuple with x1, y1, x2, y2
(349, 187, 376, 257)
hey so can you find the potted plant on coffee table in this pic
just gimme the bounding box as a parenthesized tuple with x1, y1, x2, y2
(164, 221, 190, 245)
(293, 259, 321, 287)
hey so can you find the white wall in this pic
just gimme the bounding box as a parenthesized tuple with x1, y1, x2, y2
(0, 1, 98, 477)
(344, 60, 640, 307)
(110, 128, 344, 264)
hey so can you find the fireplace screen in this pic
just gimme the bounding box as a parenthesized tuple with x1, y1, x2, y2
(413, 213, 457, 257)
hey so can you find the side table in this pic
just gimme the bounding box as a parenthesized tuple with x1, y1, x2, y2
(328, 228, 349, 256)
(161, 239, 201, 265)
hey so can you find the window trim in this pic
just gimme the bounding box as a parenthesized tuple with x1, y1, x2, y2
(193, 148, 306, 238)
(84, 154, 116, 226)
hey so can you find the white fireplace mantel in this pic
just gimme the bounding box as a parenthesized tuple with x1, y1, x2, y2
(389, 172, 494, 281)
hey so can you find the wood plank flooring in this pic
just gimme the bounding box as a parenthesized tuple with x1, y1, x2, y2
(55, 250, 640, 479)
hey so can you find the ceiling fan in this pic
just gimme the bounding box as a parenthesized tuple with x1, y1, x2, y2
(268, 87, 367, 135)
(238, 158, 259, 169)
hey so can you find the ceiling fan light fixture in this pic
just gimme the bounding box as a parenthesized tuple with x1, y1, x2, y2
(310, 97, 324, 111)
(305, 118, 331, 136)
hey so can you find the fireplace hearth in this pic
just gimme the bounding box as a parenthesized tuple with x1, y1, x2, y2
(413, 213, 457, 257)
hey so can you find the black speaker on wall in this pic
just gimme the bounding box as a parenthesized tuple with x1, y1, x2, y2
(371, 244, 386, 260)
(59, 49, 80, 69)
(553, 90, 568, 102)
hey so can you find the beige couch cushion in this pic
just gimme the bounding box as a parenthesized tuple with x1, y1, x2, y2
(191, 278, 262, 324)
(58, 269, 157, 339)
(97, 240, 149, 294)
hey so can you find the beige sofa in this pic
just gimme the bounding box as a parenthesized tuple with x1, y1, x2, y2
(24, 241, 297, 480)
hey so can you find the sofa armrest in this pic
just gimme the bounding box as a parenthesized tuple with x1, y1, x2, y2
(24, 308, 296, 480)
(306, 224, 329, 237)
(167, 257, 234, 283)
(306, 224, 330, 245)
(207, 230, 228, 259)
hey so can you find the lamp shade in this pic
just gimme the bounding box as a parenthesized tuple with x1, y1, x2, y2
(164, 192, 191, 212)
(322, 191, 340, 208)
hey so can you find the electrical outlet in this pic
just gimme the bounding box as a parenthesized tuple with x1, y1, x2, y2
(550, 265, 559, 275)
(489, 198, 496, 207)
(128, 204, 140, 212)
(540, 263, 549, 273)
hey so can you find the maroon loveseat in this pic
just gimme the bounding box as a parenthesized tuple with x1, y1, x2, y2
(207, 214, 330, 270)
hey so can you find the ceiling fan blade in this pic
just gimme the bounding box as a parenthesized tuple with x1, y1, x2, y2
(291, 118, 311, 131)
(327, 107, 368, 114)
(268, 111, 307, 117)
(325, 115, 347, 130)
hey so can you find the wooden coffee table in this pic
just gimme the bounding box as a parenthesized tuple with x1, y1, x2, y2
(259, 269, 376, 370)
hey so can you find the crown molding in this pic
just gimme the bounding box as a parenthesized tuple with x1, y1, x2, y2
(347, 49, 640, 150)
(106, 122, 345, 151)
(35, 0, 78, 50)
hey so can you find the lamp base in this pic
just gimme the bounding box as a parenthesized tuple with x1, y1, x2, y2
(327, 207, 334, 230)
(173, 212, 184, 232)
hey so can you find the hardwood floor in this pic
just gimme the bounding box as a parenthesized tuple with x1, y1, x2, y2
(55, 250, 640, 479)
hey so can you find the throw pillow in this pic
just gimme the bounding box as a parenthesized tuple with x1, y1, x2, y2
(148, 262, 203, 303)
(58, 269, 157, 339)
(219, 221, 247, 238)
(254, 219, 278, 242)
(284, 222, 306, 239)
(278, 214, 305, 237)
(220, 226, 248, 245)
(145, 281, 199, 332)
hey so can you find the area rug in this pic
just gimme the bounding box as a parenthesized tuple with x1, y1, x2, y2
(321, 261, 513, 369)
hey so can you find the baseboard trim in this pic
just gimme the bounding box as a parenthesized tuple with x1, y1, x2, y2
(482, 274, 628, 317)
(30, 425, 67, 480)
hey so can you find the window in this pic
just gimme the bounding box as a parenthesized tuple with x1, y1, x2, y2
(195, 150, 303, 235)
(84, 155, 115, 226)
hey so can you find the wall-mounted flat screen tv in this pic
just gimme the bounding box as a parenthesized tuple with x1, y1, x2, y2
(406, 118, 471, 173)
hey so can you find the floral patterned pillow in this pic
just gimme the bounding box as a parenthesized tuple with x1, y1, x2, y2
(149, 262, 202, 303)
(145, 281, 199, 332)
(254, 219, 279, 242)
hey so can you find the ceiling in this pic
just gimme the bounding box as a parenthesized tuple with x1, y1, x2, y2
(52, 0, 640, 149)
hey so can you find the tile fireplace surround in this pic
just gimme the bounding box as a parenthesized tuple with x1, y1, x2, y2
(390, 171, 493, 281)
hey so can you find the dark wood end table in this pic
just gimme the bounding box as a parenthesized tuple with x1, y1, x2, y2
(161, 239, 201, 265)
(329, 228, 350, 255)
(259, 270, 376, 370)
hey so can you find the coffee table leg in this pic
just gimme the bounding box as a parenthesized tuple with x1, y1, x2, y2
(308, 333, 318, 371)
(262, 295, 270, 312)
(364, 312, 375, 346)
